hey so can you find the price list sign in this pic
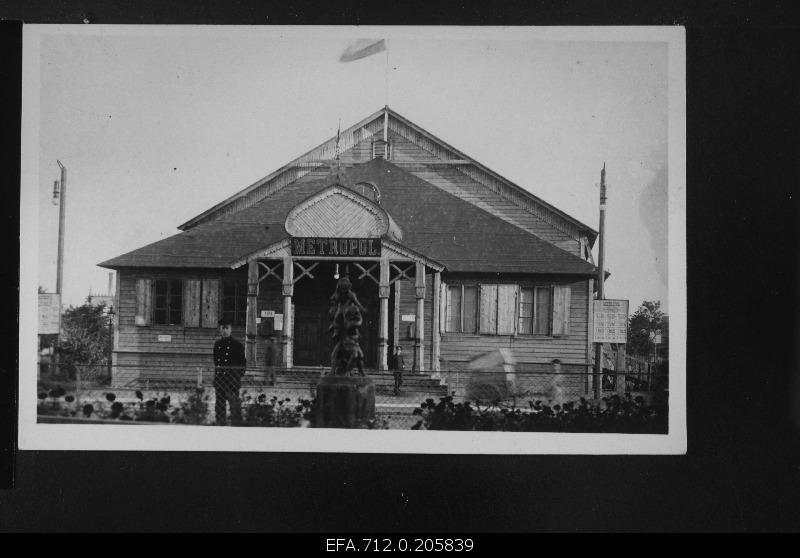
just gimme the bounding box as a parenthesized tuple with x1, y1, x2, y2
(592, 299, 629, 343)
(38, 293, 61, 335)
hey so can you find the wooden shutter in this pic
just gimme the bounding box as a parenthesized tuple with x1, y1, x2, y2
(201, 278, 219, 327)
(479, 284, 498, 334)
(135, 278, 152, 326)
(439, 281, 447, 333)
(183, 279, 201, 327)
(496, 285, 517, 335)
(552, 284, 572, 336)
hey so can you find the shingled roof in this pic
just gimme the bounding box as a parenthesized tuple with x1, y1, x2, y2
(100, 158, 597, 276)
(177, 106, 598, 247)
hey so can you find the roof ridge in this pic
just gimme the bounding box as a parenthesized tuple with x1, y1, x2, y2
(178, 106, 596, 246)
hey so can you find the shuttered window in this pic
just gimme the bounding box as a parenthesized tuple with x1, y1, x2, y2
(222, 278, 247, 327)
(153, 279, 183, 325)
(183, 279, 201, 327)
(551, 285, 571, 336)
(463, 286, 478, 333)
(135, 278, 152, 326)
(479, 284, 516, 335)
(446, 282, 571, 337)
(518, 286, 566, 336)
(479, 284, 498, 334)
(201, 278, 220, 327)
(445, 285, 478, 333)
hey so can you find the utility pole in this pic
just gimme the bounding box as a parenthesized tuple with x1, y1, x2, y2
(54, 161, 66, 378)
(56, 160, 66, 296)
(593, 163, 606, 400)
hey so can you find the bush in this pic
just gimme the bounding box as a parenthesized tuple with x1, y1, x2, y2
(240, 392, 315, 427)
(412, 394, 667, 433)
(171, 388, 210, 425)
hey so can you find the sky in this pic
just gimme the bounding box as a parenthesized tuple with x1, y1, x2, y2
(26, 26, 677, 313)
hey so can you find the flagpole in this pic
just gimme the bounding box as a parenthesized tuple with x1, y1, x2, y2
(385, 44, 389, 109)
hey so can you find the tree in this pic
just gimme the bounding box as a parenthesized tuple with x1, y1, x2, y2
(627, 300, 667, 358)
(56, 300, 112, 379)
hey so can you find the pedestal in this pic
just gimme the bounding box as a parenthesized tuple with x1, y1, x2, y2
(316, 375, 376, 428)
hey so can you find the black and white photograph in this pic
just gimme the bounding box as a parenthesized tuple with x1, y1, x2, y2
(19, 25, 685, 453)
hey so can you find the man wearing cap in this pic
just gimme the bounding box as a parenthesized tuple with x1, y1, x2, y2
(213, 318, 247, 425)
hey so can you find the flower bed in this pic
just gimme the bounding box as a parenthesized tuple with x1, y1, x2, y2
(411, 394, 668, 433)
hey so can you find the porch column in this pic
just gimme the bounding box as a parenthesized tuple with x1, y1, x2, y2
(282, 256, 294, 368)
(245, 260, 259, 367)
(378, 257, 390, 371)
(414, 262, 425, 372)
(431, 271, 441, 374)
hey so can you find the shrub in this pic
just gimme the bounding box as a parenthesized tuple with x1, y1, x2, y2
(241, 392, 315, 427)
(171, 388, 210, 425)
(412, 393, 667, 433)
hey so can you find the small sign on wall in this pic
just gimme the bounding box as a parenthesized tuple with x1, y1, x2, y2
(261, 310, 275, 318)
(401, 314, 415, 322)
(274, 313, 284, 330)
(157, 334, 172, 342)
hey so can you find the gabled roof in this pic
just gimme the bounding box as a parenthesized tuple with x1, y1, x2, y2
(100, 159, 597, 276)
(177, 106, 598, 246)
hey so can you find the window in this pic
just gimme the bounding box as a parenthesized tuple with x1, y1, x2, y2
(519, 287, 552, 335)
(479, 284, 516, 335)
(371, 139, 392, 160)
(352, 182, 381, 203)
(445, 285, 478, 333)
(442, 282, 571, 337)
(222, 278, 247, 327)
(518, 288, 534, 334)
(535, 287, 552, 334)
(153, 279, 183, 325)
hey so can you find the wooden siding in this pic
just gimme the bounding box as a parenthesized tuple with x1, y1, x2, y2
(117, 272, 587, 377)
(118, 269, 245, 355)
(288, 192, 386, 237)
(395, 274, 435, 370)
(438, 277, 590, 367)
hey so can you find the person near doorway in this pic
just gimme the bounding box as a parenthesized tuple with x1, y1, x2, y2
(213, 317, 246, 425)
(264, 333, 278, 386)
(392, 345, 406, 395)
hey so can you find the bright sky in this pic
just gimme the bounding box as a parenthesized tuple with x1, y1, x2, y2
(27, 26, 675, 313)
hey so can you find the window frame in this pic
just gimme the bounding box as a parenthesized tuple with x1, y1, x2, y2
(443, 281, 569, 338)
(445, 283, 479, 334)
(516, 284, 555, 337)
(153, 278, 183, 326)
(221, 277, 248, 328)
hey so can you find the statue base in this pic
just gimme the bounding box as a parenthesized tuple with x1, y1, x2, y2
(316, 375, 376, 428)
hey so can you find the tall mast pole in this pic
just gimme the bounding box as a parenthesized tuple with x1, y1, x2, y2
(593, 163, 606, 400)
(56, 160, 66, 296)
(53, 160, 67, 379)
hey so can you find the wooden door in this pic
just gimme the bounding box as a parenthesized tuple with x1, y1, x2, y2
(293, 307, 329, 366)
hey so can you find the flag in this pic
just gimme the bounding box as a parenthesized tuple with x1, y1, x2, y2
(339, 38, 386, 62)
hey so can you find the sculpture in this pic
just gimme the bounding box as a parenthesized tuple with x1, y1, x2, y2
(328, 274, 366, 376)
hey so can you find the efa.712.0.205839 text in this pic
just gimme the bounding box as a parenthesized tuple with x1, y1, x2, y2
(325, 538, 474, 552)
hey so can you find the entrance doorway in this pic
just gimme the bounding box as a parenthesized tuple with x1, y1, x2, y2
(292, 261, 380, 368)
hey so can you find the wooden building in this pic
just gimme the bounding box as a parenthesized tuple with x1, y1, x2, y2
(100, 107, 600, 392)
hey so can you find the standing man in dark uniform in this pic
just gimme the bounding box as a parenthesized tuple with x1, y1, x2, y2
(213, 317, 247, 425)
